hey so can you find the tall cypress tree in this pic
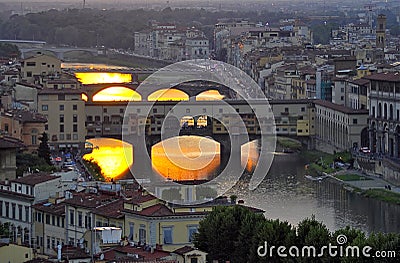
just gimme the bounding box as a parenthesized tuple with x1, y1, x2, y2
(38, 132, 52, 165)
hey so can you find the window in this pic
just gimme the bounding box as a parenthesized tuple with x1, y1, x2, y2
(103, 108, 107, 113)
(120, 108, 124, 114)
(60, 114, 64, 123)
(32, 135, 37, 145)
(191, 259, 198, 263)
(66, 134, 71, 140)
(95, 116, 100, 122)
(42, 105, 48, 111)
(12, 204, 16, 219)
(301, 107, 305, 112)
(52, 215, 55, 225)
(18, 205, 22, 220)
(69, 210, 74, 225)
(188, 226, 198, 242)
(284, 107, 289, 113)
(73, 124, 78, 133)
(59, 134, 64, 140)
(73, 115, 78, 123)
(128, 223, 134, 241)
(58, 94, 65, 100)
(219, 108, 223, 113)
(73, 134, 78, 140)
(5, 202, 9, 218)
(46, 214, 50, 224)
(26, 62, 36, 66)
(27, 72, 32, 77)
(60, 125, 64, 133)
(59, 105, 64, 111)
(353, 118, 358, 124)
(47, 236, 50, 249)
(73, 104, 77, 110)
(78, 212, 83, 227)
(153, 108, 157, 113)
(139, 227, 146, 244)
(45, 124, 48, 131)
(0, 201, 2, 216)
(163, 227, 173, 244)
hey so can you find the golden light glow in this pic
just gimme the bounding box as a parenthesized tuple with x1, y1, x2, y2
(180, 116, 195, 127)
(241, 140, 260, 173)
(75, 72, 132, 85)
(83, 138, 133, 181)
(93, 86, 142, 101)
(196, 90, 225, 101)
(148, 89, 189, 101)
(152, 136, 220, 181)
(81, 93, 88, 102)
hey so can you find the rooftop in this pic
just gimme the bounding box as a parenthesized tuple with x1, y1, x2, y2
(0, 136, 24, 149)
(33, 201, 65, 216)
(314, 100, 369, 115)
(12, 173, 60, 186)
(363, 72, 400, 82)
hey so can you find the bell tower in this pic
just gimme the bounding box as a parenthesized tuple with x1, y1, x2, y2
(376, 14, 386, 50)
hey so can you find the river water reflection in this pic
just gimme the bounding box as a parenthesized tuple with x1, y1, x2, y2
(85, 137, 400, 234)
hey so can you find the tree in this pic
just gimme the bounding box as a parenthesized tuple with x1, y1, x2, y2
(194, 205, 265, 262)
(0, 43, 20, 58)
(0, 222, 10, 237)
(38, 132, 51, 165)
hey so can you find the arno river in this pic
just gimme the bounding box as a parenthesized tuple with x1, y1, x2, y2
(74, 64, 400, 234)
(84, 136, 400, 234)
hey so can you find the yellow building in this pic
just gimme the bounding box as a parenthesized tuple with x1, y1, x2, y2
(0, 242, 35, 263)
(37, 89, 86, 151)
(21, 54, 61, 84)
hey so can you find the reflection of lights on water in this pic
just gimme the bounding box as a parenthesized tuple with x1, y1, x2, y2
(152, 136, 220, 181)
(148, 89, 189, 101)
(241, 140, 260, 173)
(93, 86, 142, 101)
(75, 72, 132, 85)
(83, 138, 133, 180)
(82, 136, 258, 181)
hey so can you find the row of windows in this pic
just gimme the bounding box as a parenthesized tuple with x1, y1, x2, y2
(0, 201, 30, 222)
(69, 210, 92, 229)
(127, 223, 198, 244)
(35, 212, 65, 228)
(59, 124, 78, 133)
(42, 104, 78, 111)
(46, 236, 64, 250)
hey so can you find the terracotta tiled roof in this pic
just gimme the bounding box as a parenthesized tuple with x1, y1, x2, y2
(107, 245, 171, 261)
(12, 173, 60, 186)
(33, 201, 65, 216)
(0, 136, 24, 149)
(173, 246, 195, 255)
(363, 72, 400, 82)
(64, 192, 118, 209)
(92, 199, 125, 219)
(139, 204, 173, 216)
(314, 100, 368, 115)
(13, 110, 47, 123)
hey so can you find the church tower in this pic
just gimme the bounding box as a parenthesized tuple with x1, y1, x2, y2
(376, 14, 386, 50)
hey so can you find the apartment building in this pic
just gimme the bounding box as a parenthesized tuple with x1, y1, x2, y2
(37, 88, 86, 151)
(20, 54, 61, 84)
(364, 72, 400, 158)
(315, 100, 369, 153)
(0, 173, 61, 245)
